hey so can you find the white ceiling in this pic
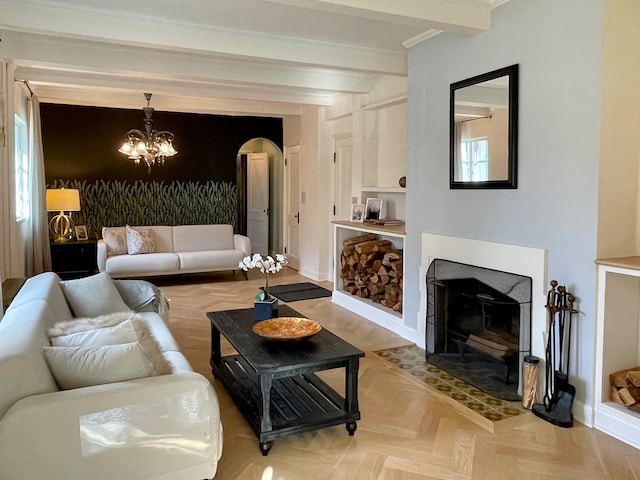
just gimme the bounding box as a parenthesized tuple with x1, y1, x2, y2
(0, 0, 509, 116)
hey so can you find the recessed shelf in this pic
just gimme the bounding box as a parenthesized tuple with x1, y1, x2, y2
(361, 187, 406, 193)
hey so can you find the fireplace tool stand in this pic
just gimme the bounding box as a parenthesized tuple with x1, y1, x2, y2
(532, 280, 577, 428)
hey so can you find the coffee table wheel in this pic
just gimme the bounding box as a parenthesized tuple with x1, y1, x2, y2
(260, 441, 273, 456)
(346, 422, 357, 436)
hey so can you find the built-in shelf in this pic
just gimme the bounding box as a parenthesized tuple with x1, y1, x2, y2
(594, 256, 640, 450)
(361, 186, 406, 193)
(332, 221, 408, 338)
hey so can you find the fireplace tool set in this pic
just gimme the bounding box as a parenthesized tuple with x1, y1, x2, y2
(532, 280, 577, 428)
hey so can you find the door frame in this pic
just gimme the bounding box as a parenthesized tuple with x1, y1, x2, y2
(283, 144, 301, 270)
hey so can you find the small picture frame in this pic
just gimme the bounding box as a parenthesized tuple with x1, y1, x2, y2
(365, 198, 384, 221)
(350, 204, 365, 223)
(75, 225, 88, 241)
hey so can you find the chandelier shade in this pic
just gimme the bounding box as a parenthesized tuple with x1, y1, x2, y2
(118, 93, 177, 173)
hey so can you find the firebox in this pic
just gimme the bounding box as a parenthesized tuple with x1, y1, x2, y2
(426, 259, 532, 400)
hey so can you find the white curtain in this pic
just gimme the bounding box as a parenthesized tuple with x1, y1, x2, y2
(24, 95, 51, 275)
(0, 62, 11, 284)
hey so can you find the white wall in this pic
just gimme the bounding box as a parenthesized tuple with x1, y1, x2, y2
(598, 0, 640, 258)
(405, 0, 604, 418)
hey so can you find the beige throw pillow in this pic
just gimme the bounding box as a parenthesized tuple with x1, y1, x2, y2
(43, 343, 153, 390)
(102, 227, 127, 256)
(126, 225, 156, 255)
(60, 272, 131, 318)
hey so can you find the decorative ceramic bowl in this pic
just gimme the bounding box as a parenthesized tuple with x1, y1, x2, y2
(252, 317, 322, 341)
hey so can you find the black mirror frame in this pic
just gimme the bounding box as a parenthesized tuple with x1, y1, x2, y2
(450, 64, 519, 189)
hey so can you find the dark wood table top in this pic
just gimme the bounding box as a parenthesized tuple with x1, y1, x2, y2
(207, 305, 364, 374)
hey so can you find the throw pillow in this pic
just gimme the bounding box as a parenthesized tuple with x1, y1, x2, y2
(50, 319, 138, 347)
(126, 225, 156, 255)
(59, 272, 131, 318)
(48, 311, 172, 376)
(42, 343, 153, 390)
(101, 227, 127, 256)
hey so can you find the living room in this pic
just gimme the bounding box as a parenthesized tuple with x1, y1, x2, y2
(1, 0, 640, 478)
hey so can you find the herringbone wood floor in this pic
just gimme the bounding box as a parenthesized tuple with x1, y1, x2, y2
(158, 268, 640, 480)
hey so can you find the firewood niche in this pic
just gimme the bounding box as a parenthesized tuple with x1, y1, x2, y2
(339, 233, 403, 312)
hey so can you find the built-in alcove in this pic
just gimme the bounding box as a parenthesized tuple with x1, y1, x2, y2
(426, 259, 532, 400)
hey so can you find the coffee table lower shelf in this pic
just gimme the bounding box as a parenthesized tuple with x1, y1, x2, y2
(213, 354, 359, 455)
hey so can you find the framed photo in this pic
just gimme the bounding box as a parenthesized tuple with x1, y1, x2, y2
(350, 204, 365, 223)
(365, 198, 383, 221)
(75, 225, 88, 241)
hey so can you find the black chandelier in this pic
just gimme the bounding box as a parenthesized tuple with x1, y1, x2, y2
(118, 93, 177, 173)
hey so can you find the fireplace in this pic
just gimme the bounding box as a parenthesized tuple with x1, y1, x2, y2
(418, 234, 547, 402)
(426, 259, 532, 400)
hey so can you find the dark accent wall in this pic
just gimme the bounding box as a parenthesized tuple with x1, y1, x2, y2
(41, 103, 283, 236)
(41, 103, 283, 183)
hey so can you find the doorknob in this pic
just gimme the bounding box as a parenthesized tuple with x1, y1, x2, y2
(295, 212, 300, 223)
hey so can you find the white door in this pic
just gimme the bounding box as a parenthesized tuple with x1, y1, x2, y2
(333, 136, 353, 221)
(284, 145, 300, 270)
(247, 152, 269, 256)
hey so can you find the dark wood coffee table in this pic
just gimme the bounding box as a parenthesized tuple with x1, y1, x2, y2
(207, 305, 364, 455)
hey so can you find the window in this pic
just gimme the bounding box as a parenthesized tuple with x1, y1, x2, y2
(15, 115, 29, 221)
(459, 137, 489, 182)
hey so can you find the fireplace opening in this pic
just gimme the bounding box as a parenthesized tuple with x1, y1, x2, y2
(426, 259, 532, 401)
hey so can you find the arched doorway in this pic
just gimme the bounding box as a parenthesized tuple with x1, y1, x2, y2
(237, 138, 284, 256)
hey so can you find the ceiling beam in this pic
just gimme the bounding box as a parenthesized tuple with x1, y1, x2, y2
(0, 0, 406, 76)
(28, 85, 304, 117)
(262, 0, 494, 34)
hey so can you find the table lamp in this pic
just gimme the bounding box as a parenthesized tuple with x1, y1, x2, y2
(46, 188, 80, 242)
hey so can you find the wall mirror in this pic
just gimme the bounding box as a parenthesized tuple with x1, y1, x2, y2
(450, 64, 518, 189)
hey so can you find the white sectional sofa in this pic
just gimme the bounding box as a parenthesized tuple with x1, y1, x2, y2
(0, 272, 223, 480)
(98, 224, 251, 279)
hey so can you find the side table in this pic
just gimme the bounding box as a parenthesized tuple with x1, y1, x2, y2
(50, 239, 98, 279)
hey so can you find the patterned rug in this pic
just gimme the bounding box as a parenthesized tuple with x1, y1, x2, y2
(374, 344, 528, 423)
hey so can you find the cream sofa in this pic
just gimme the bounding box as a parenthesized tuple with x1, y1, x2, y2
(0, 272, 223, 480)
(98, 224, 251, 279)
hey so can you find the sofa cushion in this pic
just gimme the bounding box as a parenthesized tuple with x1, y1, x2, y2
(178, 249, 246, 271)
(48, 311, 172, 375)
(59, 272, 131, 318)
(106, 252, 180, 275)
(162, 350, 194, 374)
(135, 312, 180, 352)
(43, 342, 154, 389)
(102, 227, 128, 256)
(126, 225, 157, 255)
(173, 224, 235, 252)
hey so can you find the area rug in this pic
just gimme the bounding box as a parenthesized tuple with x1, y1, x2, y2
(264, 282, 333, 302)
(374, 344, 527, 423)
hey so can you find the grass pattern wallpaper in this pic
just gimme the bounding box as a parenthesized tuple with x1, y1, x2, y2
(49, 179, 238, 239)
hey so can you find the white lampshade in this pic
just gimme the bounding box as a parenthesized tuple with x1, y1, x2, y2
(46, 189, 80, 212)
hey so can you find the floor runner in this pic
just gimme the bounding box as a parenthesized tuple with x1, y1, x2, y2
(265, 282, 333, 302)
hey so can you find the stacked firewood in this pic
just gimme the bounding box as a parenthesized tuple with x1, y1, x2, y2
(340, 233, 403, 312)
(610, 367, 640, 412)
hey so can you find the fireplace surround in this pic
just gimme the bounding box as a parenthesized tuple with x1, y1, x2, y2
(418, 234, 548, 399)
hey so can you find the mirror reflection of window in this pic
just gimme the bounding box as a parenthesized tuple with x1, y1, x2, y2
(460, 137, 489, 181)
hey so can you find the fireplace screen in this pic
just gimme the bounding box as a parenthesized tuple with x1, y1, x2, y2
(426, 259, 532, 400)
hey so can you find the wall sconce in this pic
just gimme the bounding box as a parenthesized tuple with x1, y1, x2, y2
(46, 188, 80, 242)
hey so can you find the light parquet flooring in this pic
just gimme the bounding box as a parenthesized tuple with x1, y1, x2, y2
(158, 268, 640, 480)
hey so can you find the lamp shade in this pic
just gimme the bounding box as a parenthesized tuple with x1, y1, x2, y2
(46, 189, 80, 212)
